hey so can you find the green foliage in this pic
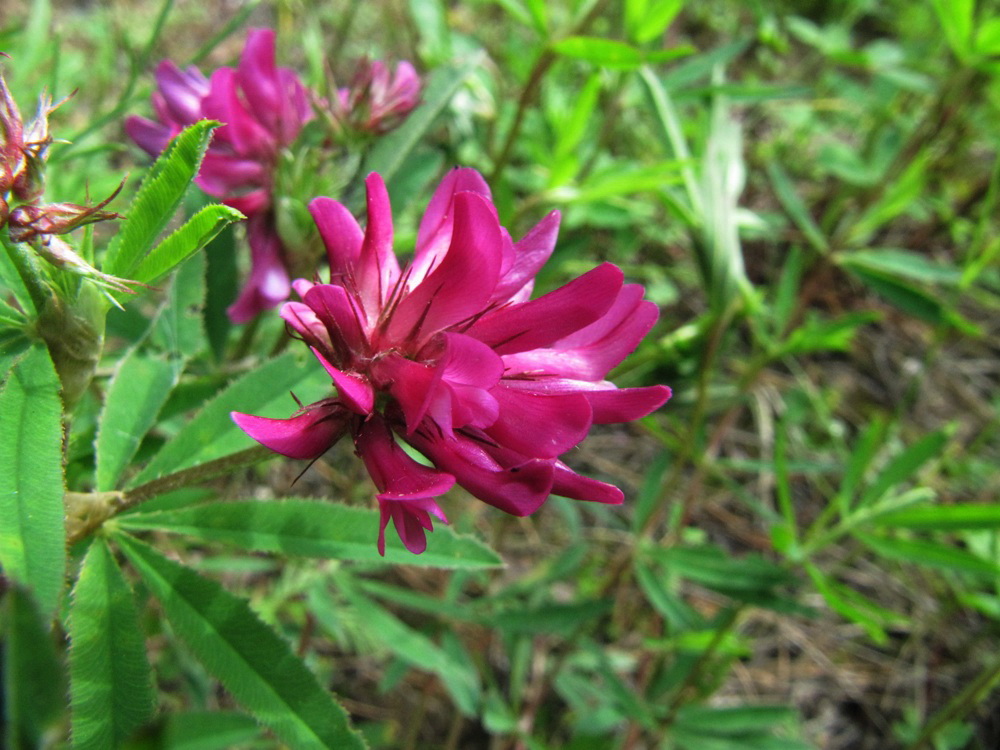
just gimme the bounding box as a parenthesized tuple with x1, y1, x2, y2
(128, 350, 323, 486)
(1, 0, 998, 747)
(0, 346, 66, 620)
(69, 539, 155, 749)
(115, 499, 503, 569)
(2, 585, 66, 750)
(113, 532, 367, 749)
(95, 350, 180, 490)
(103, 121, 220, 284)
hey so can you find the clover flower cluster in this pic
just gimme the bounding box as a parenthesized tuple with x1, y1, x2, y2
(127, 30, 421, 322)
(233, 170, 671, 554)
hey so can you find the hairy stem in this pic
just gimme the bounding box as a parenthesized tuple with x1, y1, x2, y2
(65, 445, 273, 545)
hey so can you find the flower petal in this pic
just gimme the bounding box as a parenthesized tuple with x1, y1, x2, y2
(407, 428, 554, 516)
(357, 417, 454, 492)
(309, 196, 363, 278)
(153, 60, 209, 124)
(355, 173, 400, 312)
(468, 262, 622, 355)
(412, 167, 493, 284)
(484, 387, 592, 459)
(301, 283, 367, 356)
(124, 116, 173, 156)
(502, 286, 659, 380)
(231, 401, 347, 459)
(388, 191, 503, 345)
(552, 462, 624, 505)
(310, 347, 374, 415)
(227, 216, 291, 323)
(490, 210, 561, 304)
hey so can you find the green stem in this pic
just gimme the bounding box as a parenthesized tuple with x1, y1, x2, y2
(65, 445, 273, 545)
(488, 0, 612, 185)
(908, 653, 1000, 750)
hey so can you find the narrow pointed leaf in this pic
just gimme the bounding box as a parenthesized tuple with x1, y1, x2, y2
(113, 533, 365, 749)
(132, 203, 245, 285)
(337, 579, 480, 715)
(858, 429, 947, 509)
(0, 345, 65, 619)
(2, 585, 65, 750)
(69, 539, 155, 749)
(96, 351, 180, 490)
(104, 120, 218, 280)
(117, 499, 503, 569)
(162, 711, 263, 750)
(149, 251, 207, 360)
(873, 504, 1000, 530)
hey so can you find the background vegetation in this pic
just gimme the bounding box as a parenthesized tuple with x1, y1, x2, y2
(1, 0, 999, 748)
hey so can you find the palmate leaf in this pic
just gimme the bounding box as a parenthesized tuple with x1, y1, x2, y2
(128, 350, 324, 486)
(69, 539, 154, 749)
(0, 345, 65, 619)
(116, 499, 504, 569)
(112, 532, 366, 750)
(103, 121, 218, 282)
(95, 350, 181, 491)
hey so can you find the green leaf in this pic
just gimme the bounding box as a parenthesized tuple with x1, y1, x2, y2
(673, 704, 811, 750)
(131, 203, 245, 286)
(69, 539, 155, 749)
(0, 346, 65, 619)
(116, 499, 504, 569)
(856, 532, 1000, 578)
(338, 579, 480, 715)
(129, 351, 321, 486)
(857, 429, 947, 509)
(553, 36, 645, 68)
(478, 599, 612, 636)
(2, 585, 65, 750)
(847, 266, 953, 327)
(767, 162, 828, 253)
(103, 121, 218, 280)
(874, 503, 1000, 531)
(0, 294, 26, 328)
(365, 58, 474, 187)
(930, 0, 974, 61)
(203, 224, 238, 362)
(976, 17, 1000, 55)
(645, 544, 795, 601)
(552, 161, 683, 203)
(835, 418, 887, 513)
(113, 532, 366, 749)
(95, 351, 180, 491)
(627, 0, 684, 45)
(634, 560, 701, 630)
(149, 250, 207, 361)
(0, 236, 42, 315)
(805, 562, 902, 645)
(162, 711, 263, 750)
(839, 248, 962, 287)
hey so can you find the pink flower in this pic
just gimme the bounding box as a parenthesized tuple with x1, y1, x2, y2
(125, 29, 313, 323)
(232, 168, 671, 554)
(330, 59, 421, 136)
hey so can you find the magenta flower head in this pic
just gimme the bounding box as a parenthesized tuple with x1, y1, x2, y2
(125, 29, 313, 322)
(231, 169, 671, 555)
(329, 59, 421, 136)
